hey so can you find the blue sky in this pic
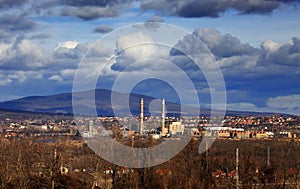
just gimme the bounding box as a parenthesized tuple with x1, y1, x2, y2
(0, 0, 300, 115)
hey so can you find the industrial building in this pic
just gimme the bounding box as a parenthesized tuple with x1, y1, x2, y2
(139, 98, 184, 137)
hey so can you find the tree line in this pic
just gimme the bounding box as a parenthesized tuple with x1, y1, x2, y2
(0, 137, 299, 188)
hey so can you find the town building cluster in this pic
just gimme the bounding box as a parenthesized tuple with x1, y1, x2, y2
(1, 112, 299, 141)
(1, 98, 299, 140)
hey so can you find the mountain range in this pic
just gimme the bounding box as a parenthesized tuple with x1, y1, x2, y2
(0, 89, 185, 116)
(0, 89, 280, 117)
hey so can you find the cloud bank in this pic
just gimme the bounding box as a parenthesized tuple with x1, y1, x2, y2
(141, 0, 300, 18)
(0, 0, 299, 114)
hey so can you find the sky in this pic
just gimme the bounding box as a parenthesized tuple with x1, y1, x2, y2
(0, 0, 300, 115)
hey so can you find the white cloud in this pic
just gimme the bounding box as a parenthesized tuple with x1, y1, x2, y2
(216, 55, 258, 69)
(49, 74, 63, 82)
(50, 68, 77, 82)
(0, 37, 112, 89)
(220, 95, 300, 115)
(0, 39, 49, 69)
(193, 28, 259, 58)
(226, 102, 260, 112)
(61, 69, 76, 77)
(0, 74, 13, 86)
(0, 42, 11, 57)
(0, 71, 44, 86)
(116, 32, 161, 60)
(111, 31, 170, 73)
(54, 41, 79, 51)
(266, 94, 300, 115)
(259, 37, 300, 66)
(261, 40, 282, 54)
(0, 24, 298, 117)
(206, 102, 261, 112)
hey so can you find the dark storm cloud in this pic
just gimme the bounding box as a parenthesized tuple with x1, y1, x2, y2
(1, 0, 300, 21)
(65, 0, 133, 7)
(61, 0, 135, 20)
(0, 0, 28, 9)
(0, 0, 135, 21)
(61, 6, 119, 20)
(0, 13, 36, 39)
(141, 0, 300, 18)
(0, 14, 36, 31)
(29, 33, 51, 40)
(93, 25, 114, 33)
(175, 0, 231, 18)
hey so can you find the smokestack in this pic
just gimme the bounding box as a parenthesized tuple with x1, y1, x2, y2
(140, 98, 144, 134)
(89, 120, 93, 136)
(161, 98, 166, 136)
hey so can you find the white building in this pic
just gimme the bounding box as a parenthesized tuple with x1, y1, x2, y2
(169, 122, 184, 135)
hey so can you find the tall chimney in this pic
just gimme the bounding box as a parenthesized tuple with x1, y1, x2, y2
(89, 120, 93, 136)
(140, 98, 144, 135)
(161, 98, 166, 136)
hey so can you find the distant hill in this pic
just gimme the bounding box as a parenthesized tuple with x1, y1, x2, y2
(0, 89, 280, 117)
(0, 89, 189, 116)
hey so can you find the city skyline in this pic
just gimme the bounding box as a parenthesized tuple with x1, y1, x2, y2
(0, 0, 300, 115)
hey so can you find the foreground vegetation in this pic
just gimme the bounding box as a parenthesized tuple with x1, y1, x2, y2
(0, 137, 299, 189)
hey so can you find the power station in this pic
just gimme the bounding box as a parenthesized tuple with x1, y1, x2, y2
(139, 97, 174, 137)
